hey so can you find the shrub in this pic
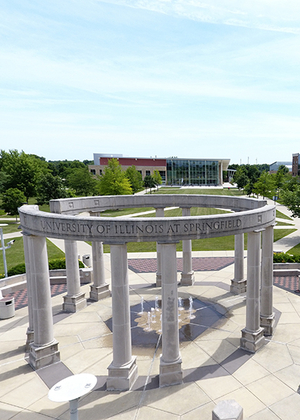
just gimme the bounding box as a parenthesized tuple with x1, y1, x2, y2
(6, 258, 84, 277)
(273, 252, 300, 263)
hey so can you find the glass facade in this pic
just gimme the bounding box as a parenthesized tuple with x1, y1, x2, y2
(166, 159, 220, 186)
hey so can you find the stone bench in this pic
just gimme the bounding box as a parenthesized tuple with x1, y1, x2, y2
(212, 400, 243, 420)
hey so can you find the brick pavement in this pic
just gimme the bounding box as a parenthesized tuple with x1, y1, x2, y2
(127, 256, 235, 273)
(6, 257, 300, 311)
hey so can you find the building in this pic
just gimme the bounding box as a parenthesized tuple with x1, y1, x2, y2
(269, 161, 292, 174)
(89, 154, 230, 186)
(292, 154, 300, 176)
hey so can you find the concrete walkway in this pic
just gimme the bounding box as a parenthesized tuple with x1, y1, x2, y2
(2, 245, 300, 419)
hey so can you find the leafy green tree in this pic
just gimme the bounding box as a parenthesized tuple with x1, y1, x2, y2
(36, 173, 74, 204)
(66, 167, 97, 196)
(48, 160, 86, 178)
(2, 188, 26, 220)
(144, 175, 156, 193)
(152, 170, 162, 190)
(233, 167, 249, 190)
(0, 171, 9, 193)
(97, 158, 132, 195)
(0, 150, 48, 202)
(125, 166, 143, 194)
(253, 171, 275, 198)
(281, 186, 300, 218)
(278, 164, 289, 175)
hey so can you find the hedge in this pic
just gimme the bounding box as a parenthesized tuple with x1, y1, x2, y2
(3, 258, 84, 278)
(273, 252, 300, 263)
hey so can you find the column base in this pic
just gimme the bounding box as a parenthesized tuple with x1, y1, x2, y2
(107, 357, 138, 391)
(230, 279, 247, 295)
(240, 327, 265, 353)
(25, 328, 34, 352)
(29, 340, 60, 370)
(180, 271, 195, 286)
(260, 313, 275, 336)
(159, 356, 183, 387)
(63, 292, 86, 313)
(89, 284, 110, 301)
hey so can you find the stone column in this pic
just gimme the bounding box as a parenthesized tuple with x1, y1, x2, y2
(230, 234, 247, 294)
(28, 235, 60, 369)
(240, 231, 265, 353)
(159, 242, 182, 387)
(63, 240, 86, 312)
(107, 243, 138, 391)
(260, 225, 275, 336)
(155, 207, 164, 287)
(89, 241, 110, 301)
(180, 207, 194, 286)
(23, 234, 34, 350)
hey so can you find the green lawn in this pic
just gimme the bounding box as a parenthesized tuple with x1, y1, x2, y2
(101, 228, 296, 253)
(286, 242, 300, 256)
(154, 187, 244, 196)
(276, 209, 293, 221)
(0, 237, 65, 277)
(1, 191, 297, 275)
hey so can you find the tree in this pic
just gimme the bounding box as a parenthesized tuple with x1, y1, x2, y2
(143, 175, 156, 193)
(36, 173, 74, 204)
(233, 167, 249, 190)
(125, 166, 143, 194)
(253, 171, 275, 198)
(281, 186, 300, 218)
(48, 159, 86, 178)
(0, 150, 48, 202)
(97, 158, 132, 195)
(66, 167, 97, 196)
(2, 188, 26, 220)
(152, 170, 162, 190)
(277, 164, 289, 175)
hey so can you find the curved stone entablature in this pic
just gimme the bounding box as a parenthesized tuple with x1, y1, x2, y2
(19, 195, 276, 244)
(49, 194, 268, 215)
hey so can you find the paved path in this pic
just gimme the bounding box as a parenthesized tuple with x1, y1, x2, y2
(2, 239, 300, 419)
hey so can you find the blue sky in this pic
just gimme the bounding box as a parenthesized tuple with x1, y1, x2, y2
(1, 1, 300, 164)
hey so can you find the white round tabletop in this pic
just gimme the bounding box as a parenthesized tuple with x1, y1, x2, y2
(48, 373, 97, 402)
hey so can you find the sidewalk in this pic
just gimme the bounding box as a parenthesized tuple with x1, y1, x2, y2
(2, 241, 300, 419)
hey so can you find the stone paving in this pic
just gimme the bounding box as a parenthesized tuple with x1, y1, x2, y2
(2, 251, 300, 420)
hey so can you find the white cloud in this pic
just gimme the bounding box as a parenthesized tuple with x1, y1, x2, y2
(99, 0, 300, 33)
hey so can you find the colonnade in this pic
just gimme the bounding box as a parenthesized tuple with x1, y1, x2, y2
(20, 198, 275, 390)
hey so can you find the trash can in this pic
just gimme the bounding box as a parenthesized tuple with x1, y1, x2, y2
(0, 297, 15, 319)
(82, 254, 91, 267)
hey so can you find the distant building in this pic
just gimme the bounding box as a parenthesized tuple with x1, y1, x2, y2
(291, 153, 300, 176)
(89, 154, 230, 186)
(269, 161, 292, 174)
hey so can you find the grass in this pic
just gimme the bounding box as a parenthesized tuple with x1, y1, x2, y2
(276, 221, 294, 226)
(101, 228, 297, 253)
(101, 207, 154, 217)
(287, 243, 300, 256)
(137, 207, 230, 218)
(276, 209, 293, 221)
(1, 191, 297, 274)
(0, 238, 65, 277)
(153, 187, 244, 196)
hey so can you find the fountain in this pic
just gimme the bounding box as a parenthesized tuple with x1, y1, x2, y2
(144, 311, 152, 331)
(151, 307, 156, 323)
(188, 296, 195, 320)
(138, 296, 144, 314)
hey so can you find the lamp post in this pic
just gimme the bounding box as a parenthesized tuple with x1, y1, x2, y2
(0, 225, 14, 278)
